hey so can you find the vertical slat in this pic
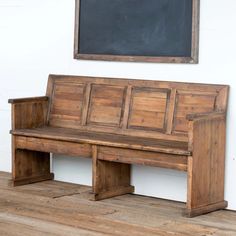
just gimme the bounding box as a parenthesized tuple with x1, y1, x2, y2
(81, 83, 92, 126)
(92, 145, 99, 193)
(121, 85, 132, 129)
(166, 89, 177, 134)
(187, 156, 193, 209)
(188, 120, 194, 152)
(192, 120, 211, 208)
(12, 136, 16, 180)
(209, 118, 226, 203)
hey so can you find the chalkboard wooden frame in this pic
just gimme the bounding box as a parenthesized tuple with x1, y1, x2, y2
(74, 0, 200, 64)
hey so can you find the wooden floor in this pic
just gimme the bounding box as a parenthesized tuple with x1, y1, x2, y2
(0, 172, 235, 236)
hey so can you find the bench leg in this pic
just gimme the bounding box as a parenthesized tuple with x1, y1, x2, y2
(186, 118, 228, 217)
(91, 145, 134, 200)
(11, 148, 54, 186)
(186, 156, 227, 217)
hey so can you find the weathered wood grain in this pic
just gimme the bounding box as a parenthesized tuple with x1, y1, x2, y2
(186, 115, 227, 217)
(44, 74, 228, 138)
(11, 127, 190, 155)
(9, 74, 229, 217)
(92, 146, 134, 200)
(9, 98, 52, 186)
(98, 146, 188, 171)
(0, 172, 236, 236)
(15, 136, 92, 158)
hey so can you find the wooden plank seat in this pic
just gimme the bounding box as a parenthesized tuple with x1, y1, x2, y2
(11, 127, 190, 155)
(9, 74, 229, 217)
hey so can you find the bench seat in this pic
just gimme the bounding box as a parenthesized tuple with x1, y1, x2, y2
(12, 127, 190, 155)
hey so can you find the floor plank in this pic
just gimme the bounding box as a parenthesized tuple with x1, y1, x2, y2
(0, 212, 105, 236)
(0, 171, 235, 236)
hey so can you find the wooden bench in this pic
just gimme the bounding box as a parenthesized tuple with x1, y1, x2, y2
(9, 75, 229, 217)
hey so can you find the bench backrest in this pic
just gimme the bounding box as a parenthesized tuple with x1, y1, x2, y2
(46, 75, 229, 142)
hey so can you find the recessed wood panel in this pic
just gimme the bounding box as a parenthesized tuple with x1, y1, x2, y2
(128, 88, 170, 131)
(87, 84, 126, 127)
(45, 75, 228, 141)
(49, 83, 85, 128)
(173, 92, 217, 133)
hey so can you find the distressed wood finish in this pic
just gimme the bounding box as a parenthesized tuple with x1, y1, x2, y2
(15, 136, 92, 158)
(186, 113, 228, 217)
(9, 97, 53, 186)
(11, 127, 190, 155)
(98, 146, 188, 172)
(92, 145, 134, 200)
(9, 74, 229, 217)
(1, 172, 236, 236)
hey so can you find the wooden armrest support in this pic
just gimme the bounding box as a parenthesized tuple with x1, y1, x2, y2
(188, 112, 226, 151)
(187, 112, 227, 215)
(10, 97, 49, 129)
(186, 111, 225, 121)
(8, 96, 48, 104)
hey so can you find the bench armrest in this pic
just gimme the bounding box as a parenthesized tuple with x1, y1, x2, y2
(8, 96, 48, 104)
(186, 111, 225, 121)
(9, 96, 49, 129)
(187, 112, 226, 152)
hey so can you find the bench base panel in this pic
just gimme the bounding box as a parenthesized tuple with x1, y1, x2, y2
(184, 201, 228, 218)
(10, 173, 55, 187)
(91, 185, 135, 201)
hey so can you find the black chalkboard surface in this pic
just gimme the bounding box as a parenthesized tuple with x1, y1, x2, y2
(74, 0, 200, 63)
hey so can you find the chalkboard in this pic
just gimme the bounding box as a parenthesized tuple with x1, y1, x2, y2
(74, 0, 200, 63)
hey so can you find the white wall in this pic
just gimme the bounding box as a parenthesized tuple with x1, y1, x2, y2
(0, 0, 236, 210)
